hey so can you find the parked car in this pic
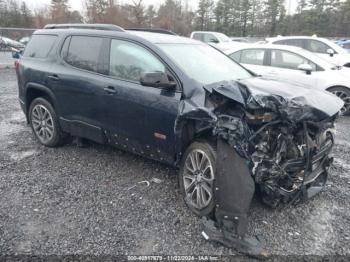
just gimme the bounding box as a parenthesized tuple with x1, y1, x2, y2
(225, 44, 350, 115)
(19, 36, 31, 46)
(337, 40, 350, 53)
(190, 31, 237, 51)
(230, 37, 250, 43)
(16, 24, 343, 256)
(0, 36, 25, 50)
(265, 36, 350, 67)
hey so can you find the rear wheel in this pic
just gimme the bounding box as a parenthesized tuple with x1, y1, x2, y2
(328, 86, 350, 115)
(29, 97, 64, 147)
(179, 141, 216, 217)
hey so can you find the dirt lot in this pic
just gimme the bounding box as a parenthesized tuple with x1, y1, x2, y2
(0, 68, 349, 258)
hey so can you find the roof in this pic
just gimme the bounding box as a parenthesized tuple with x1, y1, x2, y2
(267, 35, 318, 40)
(224, 43, 306, 55)
(127, 31, 200, 44)
(34, 27, 201, 45)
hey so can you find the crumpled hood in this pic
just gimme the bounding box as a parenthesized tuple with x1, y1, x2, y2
(204, 77, 344, 123)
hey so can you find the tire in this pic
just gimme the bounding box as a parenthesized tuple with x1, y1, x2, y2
(328, 86, 350, 115)
(179, 141, 216, 217)
(28, 97, 64, 147)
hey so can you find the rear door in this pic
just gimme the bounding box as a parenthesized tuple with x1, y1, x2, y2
(49, 35, 110, 143)
(100, 38, 181, 162)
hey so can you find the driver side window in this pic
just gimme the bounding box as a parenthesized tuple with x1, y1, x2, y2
(271, 50, 317, 71)
(109, 39, 166, 82)
(306, 40, 331, 54)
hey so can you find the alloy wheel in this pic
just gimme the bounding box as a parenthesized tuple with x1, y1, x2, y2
(183, 149, 215, 210)
(31, 104, 55, 144)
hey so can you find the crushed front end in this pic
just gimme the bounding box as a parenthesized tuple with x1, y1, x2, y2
(249, 117, 335, 207)
(197, 78, 343, 256)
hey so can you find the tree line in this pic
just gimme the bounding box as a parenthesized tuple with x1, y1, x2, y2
(0, 0, 349, 37)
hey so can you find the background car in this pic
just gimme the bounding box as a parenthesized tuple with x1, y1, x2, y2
(337, 40, 350, 53)
(190, 31, 237, 51)
(0, 36, 25, 50)
(265, 36, 350, 67)
(225, 44, 350, 115)
(19, 36, 31, 46)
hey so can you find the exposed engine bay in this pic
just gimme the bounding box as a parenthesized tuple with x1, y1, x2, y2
(214, 108, 335, 208)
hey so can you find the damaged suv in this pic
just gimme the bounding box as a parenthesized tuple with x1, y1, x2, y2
(16, 24, 343, 256)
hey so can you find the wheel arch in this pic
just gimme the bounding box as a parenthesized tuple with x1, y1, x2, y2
(175, 118, 215, 166)
(25, 83, 59, 122)
(326, 85, 350, 92)
(326, 85, 350, 115)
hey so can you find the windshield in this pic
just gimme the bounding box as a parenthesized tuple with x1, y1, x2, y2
(216, 33, 231, 43)
(158, 43, 252, 85)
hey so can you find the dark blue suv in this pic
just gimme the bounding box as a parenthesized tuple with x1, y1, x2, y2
(16, 24, 343, 255)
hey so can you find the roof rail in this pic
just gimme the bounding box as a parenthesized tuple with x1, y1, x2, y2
(127, 28, 177, 36)
(44, 24, 125, 32)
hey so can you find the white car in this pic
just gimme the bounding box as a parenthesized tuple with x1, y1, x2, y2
(225, 44, 350, 114)
(190, 31, 239, 51)
(265, 36, 350, 67)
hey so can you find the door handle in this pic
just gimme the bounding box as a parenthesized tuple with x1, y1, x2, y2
(104, 86, 117, 94)
(47, 74, 60, 81)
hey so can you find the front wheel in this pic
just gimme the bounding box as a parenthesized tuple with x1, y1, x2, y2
(29, 97, 64, 147)
(328, 86, 350, 115)
(179, 141, 216, 217)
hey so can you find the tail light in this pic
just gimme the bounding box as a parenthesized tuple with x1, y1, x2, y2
(14, 60, 20, 70)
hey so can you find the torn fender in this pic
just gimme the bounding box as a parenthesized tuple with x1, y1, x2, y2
(215, 138, 255, 236)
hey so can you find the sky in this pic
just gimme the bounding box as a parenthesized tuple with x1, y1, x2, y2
(23, 0, 199, 11)
(23, 0, 297, 14)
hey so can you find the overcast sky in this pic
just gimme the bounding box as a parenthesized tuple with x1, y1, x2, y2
(23, 0, 199, 11)
(23, 0, 296, 14)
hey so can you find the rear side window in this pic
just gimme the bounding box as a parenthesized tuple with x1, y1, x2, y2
(240, 49, 265, 65)
(229, 51, 242, 62)
(64, 36, 105, 73)
(23, 35, 57, 58)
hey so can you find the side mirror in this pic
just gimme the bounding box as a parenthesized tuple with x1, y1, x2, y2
(327, 48, 335, 57)
(140, 72, 176, 90)
(298, 64, 313, 75)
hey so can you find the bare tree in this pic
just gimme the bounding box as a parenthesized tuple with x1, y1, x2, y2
(131, 0, 145, 26)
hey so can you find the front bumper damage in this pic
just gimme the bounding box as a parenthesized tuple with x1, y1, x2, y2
(176, 77, 344, 256)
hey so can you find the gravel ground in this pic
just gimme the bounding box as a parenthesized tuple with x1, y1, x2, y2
(0, 52, 15, 69)
(0, 68, 349, 258)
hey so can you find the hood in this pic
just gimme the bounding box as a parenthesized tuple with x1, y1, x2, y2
(205, 77, 344, 123)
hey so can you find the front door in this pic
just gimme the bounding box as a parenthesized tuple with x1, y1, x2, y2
(101, 38, 181, 163)
(265, 49, 317, 88)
